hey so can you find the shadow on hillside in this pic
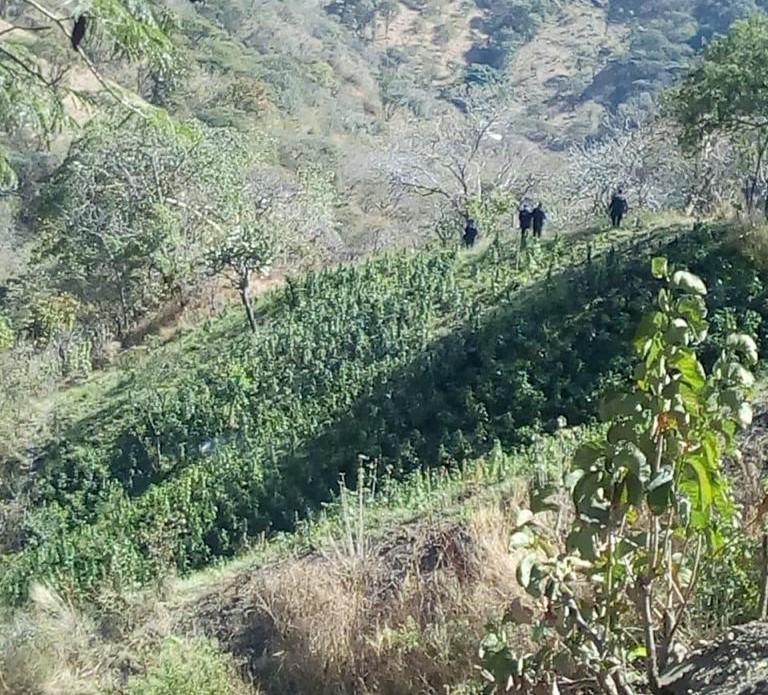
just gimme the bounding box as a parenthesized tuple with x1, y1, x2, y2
(256, 226, 704, 530)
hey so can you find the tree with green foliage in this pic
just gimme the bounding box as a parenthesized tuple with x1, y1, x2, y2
(206, 207, 274, 333)
(0, 0, 177, 188)
(31, 118, 256, 337)
(667, 14, 768, 214)
(482, 259, 758, 694)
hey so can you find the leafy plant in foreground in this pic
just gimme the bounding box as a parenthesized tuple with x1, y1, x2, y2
(481, 258, 757, 694)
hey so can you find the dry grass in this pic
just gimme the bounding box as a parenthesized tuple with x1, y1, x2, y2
(0, 585, 259, 695)
(728, 222, 768, 273)
(184, 493, 533, 695)
(1, 489, 537, 695)
(0, 585, 102, 694)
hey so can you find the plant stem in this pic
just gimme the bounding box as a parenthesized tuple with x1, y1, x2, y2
(760, 533, 768, 621)
(639, 576, 662, 693)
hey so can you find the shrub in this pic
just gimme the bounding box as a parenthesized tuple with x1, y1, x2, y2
(126, 637, 249, 695)
(482, 257, 758, 693)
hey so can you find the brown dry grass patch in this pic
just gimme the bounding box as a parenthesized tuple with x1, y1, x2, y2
(184, 498, 533, 695)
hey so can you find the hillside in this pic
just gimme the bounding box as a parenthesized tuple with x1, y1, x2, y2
(3, 218, 767, 601)
(6, 3, 768, 694)
(2, 217, 768, 694)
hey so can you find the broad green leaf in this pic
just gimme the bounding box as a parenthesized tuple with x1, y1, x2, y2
(665, 318, 691, 346)
(647, 467, 674, 515)
(648, 467, 674, 490)
(573, 443, 603, 471)
(565, 469, 585, 490)
(602, 393, 644, 420)
(607, 422, 638, 446)
(515, 509, 534, 528)
(614, 443, 648, 480)
(676, 295, 709, 341)
(727, 362, 756, 388)
(633, 312, 668, 353)
(623, 472, 644, 507)
(671, 270, 707, 296)
(566, 524, 598, 561)
(573, 472, 601, 514)
(676, 295, 708, 323)
(738, 402, 753, 428)
(516, 554, 536, 589)
(651, 256, 668, 279)
(510, 528, 534, 549)
(685, 453, 713, 511)
(727, 334, 759, 365)
(669, 350, 706, 390)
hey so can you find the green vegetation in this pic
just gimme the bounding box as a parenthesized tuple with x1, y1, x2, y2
(594, 0, 768, 115)
(125, 637, 249, 695)
(30, 118, 257, 337)
(6, 4, 768, 694)
(485, 260, 756, 693)
(2, 220, 767, 606)
(668, 14, 768, 214)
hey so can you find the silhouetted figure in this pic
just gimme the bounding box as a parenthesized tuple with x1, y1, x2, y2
(463, 218, 479, 248)
(532, 203, 546, 239)
(608, 189, 628, 228)
(518, 204, 533, 242)
(71, 15, 86, 50)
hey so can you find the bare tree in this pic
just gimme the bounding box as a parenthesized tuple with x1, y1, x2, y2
(384, 95, 539, 234)
(560, 117, 688, 222)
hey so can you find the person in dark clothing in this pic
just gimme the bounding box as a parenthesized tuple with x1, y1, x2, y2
(608, 188, 628, 228)
(462, 218, 479, 247)
(518, 204, 533, 242)
(531, 203, 546, 239)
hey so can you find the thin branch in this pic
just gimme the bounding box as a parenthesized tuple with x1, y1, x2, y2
(0, 44, 52, 86)
(0, 23, 52, 38)
(20, 0, 149, 118)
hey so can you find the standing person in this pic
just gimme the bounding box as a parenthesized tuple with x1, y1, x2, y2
(532, 202, 546, 239)
(518, 204, 533, 243)
(608, 188, 628, 228)
(462, 218, 479, 248)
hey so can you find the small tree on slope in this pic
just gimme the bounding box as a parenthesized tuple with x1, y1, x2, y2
(206, 208, 273, 334)
(481, 258, 757, 694)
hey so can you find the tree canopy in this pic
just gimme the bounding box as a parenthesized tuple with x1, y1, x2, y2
(667, 13, 768, 211)
(0, 0, 176, 187)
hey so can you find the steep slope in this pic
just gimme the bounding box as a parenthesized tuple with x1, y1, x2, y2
(3, 217, 768, 606)
(505, 1, 630, 145)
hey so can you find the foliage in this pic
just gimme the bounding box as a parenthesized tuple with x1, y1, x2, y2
(666, 14, 768, 212)
(483, 259, 757, 694)
(469, 0, 561, 72)
(30, 117, 257, 336)
(590, 0, 765, 113)
(0, 0, 175, 181)
(206, 207, 274, 333)
(125, 636, 248, 695)
(467, 189, 518, 239)
(22, 292, 78, 345)
(2, 222, 768, 605)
